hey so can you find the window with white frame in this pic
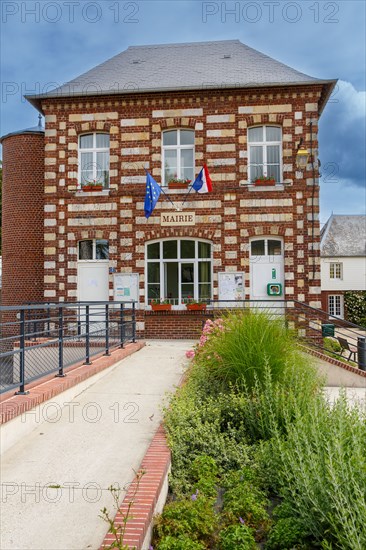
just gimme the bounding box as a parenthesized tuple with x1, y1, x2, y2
(146, 239, 212, 304)
(328, 294, 343, 318)
(78, 240, 109, 260)
(248, 126, 282, 183)
(162, 129, 195, 185)
(79, 133, 110, 188)
(329, 262, 343, 279)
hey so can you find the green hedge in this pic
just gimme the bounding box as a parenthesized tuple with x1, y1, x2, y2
(344, 291, 366, 326)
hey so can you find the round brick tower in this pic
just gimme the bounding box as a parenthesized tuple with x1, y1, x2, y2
(1, 119, 45, 306)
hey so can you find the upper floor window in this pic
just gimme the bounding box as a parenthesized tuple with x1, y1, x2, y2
(248, 126, 282, 184)
(78, 239, 109, 260)
(330, 262, 342, 279)
(162, 129, 194, 185)
(79, 133, 110, 188)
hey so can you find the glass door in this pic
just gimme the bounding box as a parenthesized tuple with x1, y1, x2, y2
(181, 263, 194, 301)
(164, 262, 179, 303)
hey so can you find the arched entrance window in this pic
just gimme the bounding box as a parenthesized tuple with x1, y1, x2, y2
(146, 239, 212, 305)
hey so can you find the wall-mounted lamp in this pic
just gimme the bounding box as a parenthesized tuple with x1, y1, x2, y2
(296, 138, 310, 168)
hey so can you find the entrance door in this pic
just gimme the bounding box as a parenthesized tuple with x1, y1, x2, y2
(77, 262, 109, 334)
(250, 238, 284, 315)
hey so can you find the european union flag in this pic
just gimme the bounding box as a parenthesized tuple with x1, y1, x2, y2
(144, 172, 161, 219)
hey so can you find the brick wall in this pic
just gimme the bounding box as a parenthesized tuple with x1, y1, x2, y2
(2, 84, 325, 338)
(142, 310, 210, 339)
(1, 132, 45, 306)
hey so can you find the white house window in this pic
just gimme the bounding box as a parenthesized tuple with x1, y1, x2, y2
(328, 295, 343, 318)
(162, 130, 195, 185)
(78, 239, 109, 260)
(146, 239, 212, 304)
(248, 126, 282, 183)
(79, 133, 110, 188)
(329, 262, 342, 279)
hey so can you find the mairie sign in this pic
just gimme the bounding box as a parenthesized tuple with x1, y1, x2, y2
(161, 212, 195, 226)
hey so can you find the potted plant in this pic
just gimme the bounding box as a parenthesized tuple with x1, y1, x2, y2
(167, 177, 192, 190)
(150, 299, 172, 311)
(252, 175, 276, 186)
(184, 296, 207, 311)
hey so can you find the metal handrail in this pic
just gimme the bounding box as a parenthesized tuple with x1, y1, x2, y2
(0, 301, 136, 395)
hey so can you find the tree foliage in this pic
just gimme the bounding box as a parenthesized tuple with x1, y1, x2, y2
(344, 291, 366, 327)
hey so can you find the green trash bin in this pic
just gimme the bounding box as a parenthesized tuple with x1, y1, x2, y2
(322, 323, 335, 337)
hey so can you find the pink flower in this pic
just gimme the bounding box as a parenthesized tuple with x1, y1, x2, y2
(186, 349, 195, 359)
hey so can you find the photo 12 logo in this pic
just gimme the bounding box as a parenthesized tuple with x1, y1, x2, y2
(1, 480, 117, 503)
(1, 80, 140, 104)
(1, 1, 140, 24)
(201, 1, 340, 24)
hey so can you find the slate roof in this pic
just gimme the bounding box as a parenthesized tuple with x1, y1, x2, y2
(0, 116, 44, 143)
(321, 215, 366, 257)
(25, 40, 336, 112)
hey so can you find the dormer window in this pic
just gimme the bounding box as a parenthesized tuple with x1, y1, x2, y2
(79, 133, 110, 188)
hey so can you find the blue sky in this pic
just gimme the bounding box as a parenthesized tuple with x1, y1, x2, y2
(1, 0, 365, 226)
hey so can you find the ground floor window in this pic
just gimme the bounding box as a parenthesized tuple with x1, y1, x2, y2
(146, 239, 212, 304)
(328, 294, 343, 318)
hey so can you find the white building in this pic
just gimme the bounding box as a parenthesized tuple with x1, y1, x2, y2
(320, 215, 366, 319)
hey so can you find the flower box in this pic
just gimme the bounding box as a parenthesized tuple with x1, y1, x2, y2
(186, 304, 207, 311)
(82, 185, 104, 192)
(168, 182, 188, 190)
(151, 304, 172, 311)
(253, 178, 276, 186)
(167, 178, 191, 190)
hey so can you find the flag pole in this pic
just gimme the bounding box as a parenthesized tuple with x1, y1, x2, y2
(180, 185, 195, 209)
(160, 186, 180, 211)
(144, 168, 179, 211)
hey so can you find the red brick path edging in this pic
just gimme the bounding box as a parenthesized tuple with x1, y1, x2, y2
(0, 341, 145, 424)
(302, 345, 366, 378)
(100, 425, 171, 550)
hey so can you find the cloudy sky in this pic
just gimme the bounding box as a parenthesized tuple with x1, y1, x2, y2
(1, 0, 365, 226)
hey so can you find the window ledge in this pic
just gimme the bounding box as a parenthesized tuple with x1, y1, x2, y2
(75, 190, 110, 197)
(163, 186, 189, 194)
(248, 184, 285, 192)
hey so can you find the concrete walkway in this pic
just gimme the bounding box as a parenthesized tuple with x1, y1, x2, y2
(0, 340, 192, 550)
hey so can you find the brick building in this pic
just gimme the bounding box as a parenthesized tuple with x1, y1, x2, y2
(1, 40, 336, 338)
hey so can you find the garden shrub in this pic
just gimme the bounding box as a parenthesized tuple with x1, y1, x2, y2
(187, 455, 219, 498)
(222, 482, 270, 533)
(236, 362, 322, 443)
(156, 534, 206, 549)
(222, 467, 270, 534)
(164, 388, 250, 495)
(158, 310, 365, 549)
(218, 523, 257, 549)
(265, 517, 311, 549)
(259, 393, 366, 549)
(191, 311, 312, 392)
(153, 495, 218, 547)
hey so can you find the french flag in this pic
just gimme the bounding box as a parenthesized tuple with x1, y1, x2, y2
(192, 165, 213, 194)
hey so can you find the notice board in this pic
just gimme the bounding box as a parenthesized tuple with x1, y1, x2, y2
(113, 273, 139, 304)
(218, 272, 245, 306)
